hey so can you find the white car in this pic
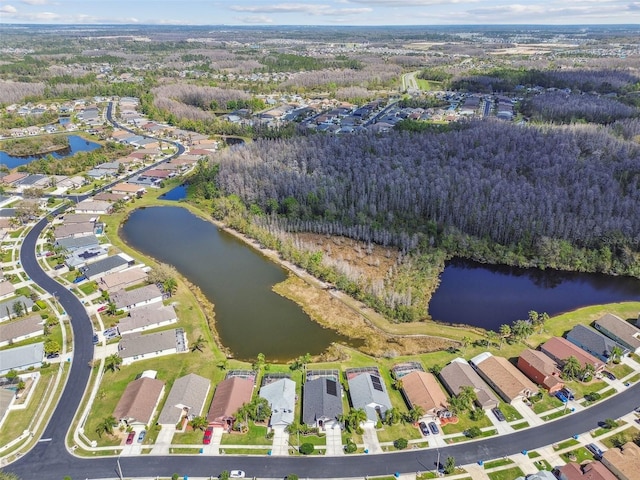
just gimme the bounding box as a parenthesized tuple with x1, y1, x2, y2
(230, 471, 245, 478)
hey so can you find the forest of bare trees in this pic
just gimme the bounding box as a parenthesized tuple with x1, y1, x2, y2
(522, 92, 638, 124)
(211, 120, 640, 263)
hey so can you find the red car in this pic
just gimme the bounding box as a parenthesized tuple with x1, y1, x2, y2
(125, 431, 135, 445)
(203, 426, 214, 445)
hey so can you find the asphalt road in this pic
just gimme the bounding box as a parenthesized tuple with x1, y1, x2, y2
(4, 104, 640, 479)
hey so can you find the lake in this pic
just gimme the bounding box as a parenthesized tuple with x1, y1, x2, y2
(0, 135, 101, 169)
(429, 258, 640, 331)
(120, 206, 350, 361)
(159, 184, 188, 201)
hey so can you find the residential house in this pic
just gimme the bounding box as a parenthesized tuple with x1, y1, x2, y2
(345, 368, 392, 424)
(55, 235, 100, 253)
(302, 371, 343, 430)
(82, 254, 133, 281)
(470, 352, 537, 404)
(93, 192, 128, 203)
(0, 388, 16, 431)
(0, 296, 35, 322)
(566, 324, 629, 363)
(0, 172, 29, 186)
(514, 472, 556, 480)
(259, 377, 296, 428)
(157, 373, 210, 426)
(601, 441, 640, 480)
(206, 374, 255, 430)
(65, 247, 109, 269)
(0, 315, 44, 347)
(556, 461, 617, 480)
(517, 349, 564, 393)
(0, 281, 16, 301)
(594, 313, 640, 355)
(113, 376, 165, 428)
(111, 183, 146, 197)
(98, 267, 148, 293)
(399, 370, 448, 415)
(110, 284, 163, 312)
(62, 214, 99, 224)
(117, 328, 186, 365)
(438, 358, 499, 410)
(74, 200, 112, 215)
(0, 342, 44, 375)
(118, 304, 178, 336)
(144, 169, 171, 179)
(54, 222, 96, 240)
(540, 337, 605, 372)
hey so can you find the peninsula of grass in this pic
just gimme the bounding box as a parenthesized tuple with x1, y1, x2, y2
(0, 134, 69, 156)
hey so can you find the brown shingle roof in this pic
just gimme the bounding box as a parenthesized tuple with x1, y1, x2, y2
(206, 377, 254, 426)
(557, 461, 617, 480)
(401, 371, 448, 413)
(113, 377, 164, 426)
(0, 315, 43, 343)
(540, 337, 604, 371)
(439, 358, 499, 409)
(475, 355, 537, 402)
(595, 313, 640, 351)
(519, 349, 560, 377)
(601, 442, 640, 480)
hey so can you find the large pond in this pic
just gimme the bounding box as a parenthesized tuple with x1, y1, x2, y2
(429, 258, 640, 331)
(120, 206, 351, 361)
(0, 135, 101, 169)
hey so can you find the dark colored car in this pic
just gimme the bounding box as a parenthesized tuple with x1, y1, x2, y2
(203, 426, 214, 444)
(46, 353, 59, 359)
(603, 371, 616, 380)
(586, 443, 603, 458)
(418, 421, 429, 436)
(125, 431, 135, 445)
(555, 391, 568, 403)
(428, 421, 439, 434)
(492, 408, 506, 422)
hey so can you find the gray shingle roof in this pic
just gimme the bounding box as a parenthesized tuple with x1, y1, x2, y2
(110, 284, 162, 310)
(118, 329, 177, 359)
(259, 378, 296, 427)
(594, 313, 640, 351)
(55, 235, 100, 252)
(567, 324, 627, 360)
(0, 342, 43, 373)
(157, 373, 210, 425)
(118, 305, 177, 334)
(439, 358, 499, 409)
(302, 377, 343, 426)
(347, 372, 392, 422)
(0, 315, 44, 343)
(82, 254, 129, 279)
(0, 296, 35, 320)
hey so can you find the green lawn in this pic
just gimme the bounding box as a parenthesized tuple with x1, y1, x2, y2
(560, 446, 594, 463)
(626, 373, 640, 383)
(499, 403, 523, 421)
(527, 451, 540, 458)
(565, 379, 606, 400)
(511, 422, 529, 430)
(532, 459, 553, 471)
(290, 433, 326, 447)
(609, 362, 634, 378)
(441, 412, 492, 434)
(376, 422, 422, 442)
(487, 467, 525, 480)
(173, 429, 205, 445)
(220, 424, 272, 446)
(554, 438, 579, 450)
(541, 409, 571, 422)
(78, 281, 98, 295)
(600, 427, 640, 448)
(483, 458, 514, 469)
(531, 393, 563, 414)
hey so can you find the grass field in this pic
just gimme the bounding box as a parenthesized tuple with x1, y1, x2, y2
(600, 427, 640, 448)
(487, 467, 525, 480)
(560, 446, 594, 463)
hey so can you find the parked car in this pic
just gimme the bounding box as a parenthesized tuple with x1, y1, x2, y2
(92, 334, 99, 345)
(418, 422, 430, 436)
(603, 371, 616, 380)
(46, 352, 59, 359)
(586, 443, 603, 458)
(97, 305, 108, 312)
(137, 430, 146, 443)
(492, 408, 506, 422)
(229, 471, 245, 478)
(428, 421, 439, 434)
(203, 426, 214, 444)
(561, 388, 575, 400)
(555, 391, 568, 403)
(125, 431, 135, 445)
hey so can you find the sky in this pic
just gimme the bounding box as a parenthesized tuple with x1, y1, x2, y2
(0, 0, 639, 26)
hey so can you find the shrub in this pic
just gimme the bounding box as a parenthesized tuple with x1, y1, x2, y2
(344, 439, 357, 454)
(299, 442, 314, 455)
(393, 438, 408, 450)
(465, 427, 482, 438)
(32, 305, 40, 312)
(586, 392, 601, 402)
(285, 475, 299, 480)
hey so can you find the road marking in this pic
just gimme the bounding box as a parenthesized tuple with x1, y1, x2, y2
(38, 438, 52, 442)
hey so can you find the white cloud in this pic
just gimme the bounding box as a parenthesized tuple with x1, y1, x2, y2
(20, 0, 49, 5)
(230, 3, 371, 16)
(236, 14, 274, 23)
(0, 4, 17, 12)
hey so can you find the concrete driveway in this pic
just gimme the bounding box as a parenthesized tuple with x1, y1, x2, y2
(324, 423, 344, 456)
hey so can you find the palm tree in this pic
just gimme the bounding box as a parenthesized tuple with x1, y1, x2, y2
(458, 386, 477, 411)
(406, 405, 424, 423)
(499, 324, 511, 348)
(163, 277, 178, 297)
(391, 378, 404, 391)
(581, 363, 596, 382)
(104, 353, 122, 373)
(428, 364, 442, 376)
(461, 336, 471, 352)
(562, 356, 582, 381)
(385, 407, 401, 426)
(346, 408, 367, 432)
(287, 420, 302, 446)
(106, 301, 117, 316)
(217, 359, 228, 370)
(485, 330, 499, 348)
(95, 415, 117, 438)
(610, 345, 624, 364)
(188, 416, 208, 432)
(191, 335, 206, 353)
(447, 395, 465, 415)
